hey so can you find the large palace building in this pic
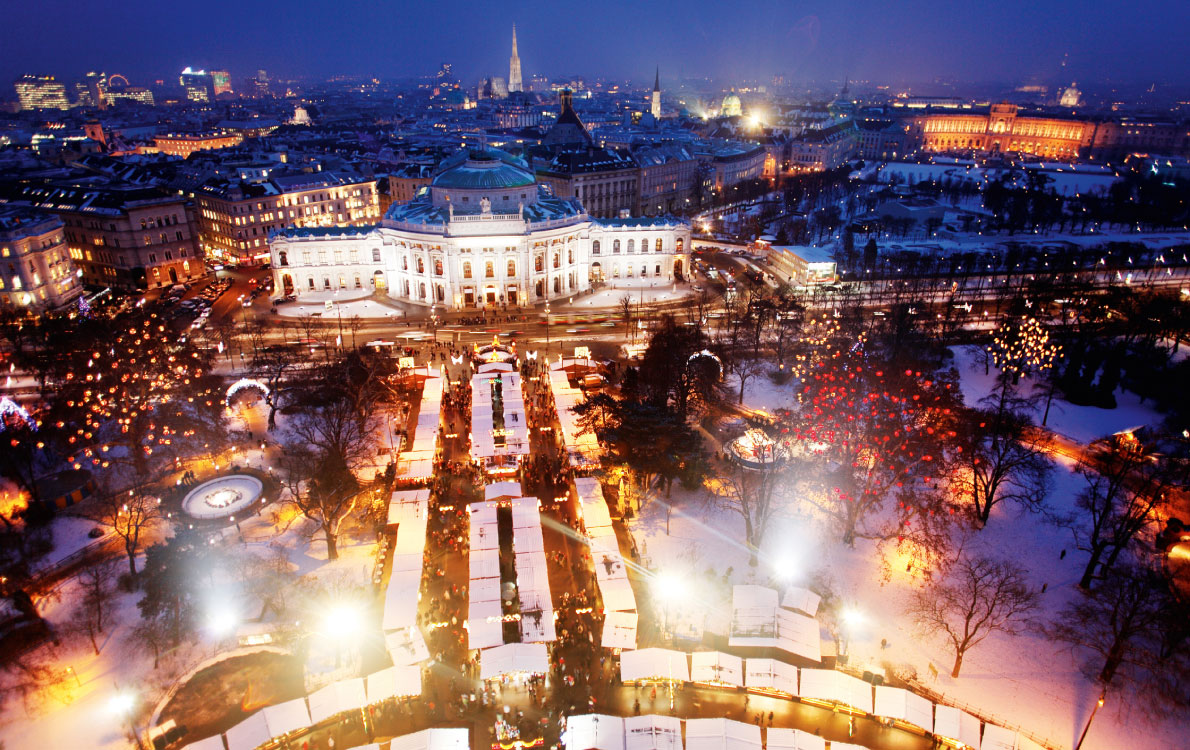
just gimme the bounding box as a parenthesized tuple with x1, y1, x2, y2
(911, 103, 1091, 159)
(269, 148, 690, 309)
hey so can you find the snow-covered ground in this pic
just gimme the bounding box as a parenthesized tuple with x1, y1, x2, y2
(722, 368, 795, 414)
(275, 288, 409, 320)
(561, 281, 694, 310)
(628, 458, 1184, 750)
(948, 345, 1164, 445)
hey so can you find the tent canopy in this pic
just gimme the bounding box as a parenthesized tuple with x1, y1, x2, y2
(563, 714, 625, 750)
(387, 727, 471, 750)
(624, 714, 682, 750)
(690, 651, 744, 687)
(308, 677, 367, 723)
(684, 717, 762, 750)
(874, 685, 934, 732)
(619, 648, 689, 683)
(479, 642, 550, 680)
(225, 697, 311, 750)
(763, 728, 825, 750)
(934, 705, 981, 749)
(798, 669, 873, 713)
(365, 665, 422, 701)
(180, 736, 227, 750)
(743, 658, 798, 695)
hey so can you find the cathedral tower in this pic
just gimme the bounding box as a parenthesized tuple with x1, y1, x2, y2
(509, 25, 523, 93)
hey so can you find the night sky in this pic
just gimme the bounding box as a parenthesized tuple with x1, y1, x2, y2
(2, 0, 1186, 88)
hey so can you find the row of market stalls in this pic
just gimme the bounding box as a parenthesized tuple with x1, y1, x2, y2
(563, 714, 851, 750)
(575, 478, 639, 650)
(549, 358, 601, 471)
(466, 486, 557, 660)
(396, 370, 443, 484)
(470, 362, 529, 477)
(382, 489, 432, 666)
(610, 649, 1042, 750)
(179, 665, 424, 750)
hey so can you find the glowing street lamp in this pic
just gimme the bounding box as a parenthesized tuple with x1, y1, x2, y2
(110, 690, 144, 749)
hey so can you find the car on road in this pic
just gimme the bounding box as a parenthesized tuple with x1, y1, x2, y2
(691, 284, 704, 292)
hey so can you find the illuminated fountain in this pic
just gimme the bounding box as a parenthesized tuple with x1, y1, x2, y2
(182, 475, 264, 521)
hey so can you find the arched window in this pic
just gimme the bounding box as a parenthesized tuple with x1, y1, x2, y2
(676, 238, 684, 252)
(485, 261, 494, 278)
(419, 282, 426, 299)
(640, 238, 647, 253)
(416, 257, 424, 274)
(627, 239, 635, 253)
(307, 277, 315, 290)
(463, 261, 472, 278)
(553, 277, 561, 293)
(507, 260, 516, 277)
(613, 240, 620, 254)
(354, 274, 361, 289)
(402, 255, 408, 271)
(433, 258, 443, 276)
(655, 238, 663, 252)
(553, 253, 560, 269)
(535, 255, 544, 272)
(592, 240, 600, 255)
(567, 249, 573, 264)
(437, 285, 445, 302)
(278, 250, 288, 266)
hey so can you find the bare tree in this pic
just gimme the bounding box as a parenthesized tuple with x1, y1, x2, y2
(957, 396, 1052, 527)
(618, 294, 634, 342)
(710, 459, 790, 567)
(77, 558, 117, 654)
(86, 484, 163, 580)
(1047, 563, 1190, 717)
(908, 554, 1038, 677)
(725, 355, 770, 405)
(279, 387, 375, 560)
(1065, 440, 1173, 589)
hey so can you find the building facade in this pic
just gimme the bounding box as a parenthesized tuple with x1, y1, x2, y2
(0, 209, 83, 310)
(0, 184, 204, 290)
(155, 131, 243, 158)
(14, 75, 71, 111)
(269, 148, 690, 309)
(635, 144, 697, 216)
(911, 103, 1091, 159)
(195, 171, 380, 265)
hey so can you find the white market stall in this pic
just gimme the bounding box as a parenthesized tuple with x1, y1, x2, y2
(308, 677, 367, 723)
(980, 724, 1047, 750)
(624, 714, 682, 750)
(873, 685, 934, 733)
(729, 585, 821, 662)
(683, 717, 762, 750)
(479, 642, 550, 681)
(763, 728, 825, 750)
(385, 627, 431, 666)
(690, 651, 744, 687)
(933, 705, 982, 749)
(797, 669, 873, 714)
(562, 714, 626, 750)
(619, 648, 689, 683)
(387, 727, 471, 750)
(180, 736, 227, 750)
(602, 610, 639, 651)
(781, 586, 821, 616)
(365, 665, 422, 701)
(743, 658, 798, 696)
(225, 697, 311, 750)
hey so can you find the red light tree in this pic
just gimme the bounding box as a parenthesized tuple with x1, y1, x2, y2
(778, 343, 964, 564)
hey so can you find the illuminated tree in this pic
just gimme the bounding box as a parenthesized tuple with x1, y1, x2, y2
(33, 308, 226, 481)
(778, 345, 963, 556)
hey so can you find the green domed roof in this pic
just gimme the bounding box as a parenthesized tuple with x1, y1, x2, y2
(431, 148, 536, 190)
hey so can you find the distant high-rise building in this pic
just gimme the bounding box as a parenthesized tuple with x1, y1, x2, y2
(79, 71, 108, 110)
(179, 67, 211, 102)
(210, 70, 232, 97)
(508, 24, 523, 93)
(252, 69, 270, 97)
(651, 67, 661, 119)
(14, 75, 71, 111)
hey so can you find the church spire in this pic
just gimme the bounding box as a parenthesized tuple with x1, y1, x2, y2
(509, 24, 523, 93)
(654, 66, 660, 92)
(650, 66, 661, 120)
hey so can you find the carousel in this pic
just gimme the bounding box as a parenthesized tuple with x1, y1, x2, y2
(726, 428, 790, 471)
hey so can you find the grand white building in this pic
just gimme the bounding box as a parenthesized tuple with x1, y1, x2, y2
(269, 148, 690, 309)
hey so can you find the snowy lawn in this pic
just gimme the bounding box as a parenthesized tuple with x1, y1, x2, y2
(949, 345, 1165, 445)
(628, 451, 1186, 750)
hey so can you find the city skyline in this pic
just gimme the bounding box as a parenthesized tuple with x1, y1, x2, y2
(3, 0, 1189, 91)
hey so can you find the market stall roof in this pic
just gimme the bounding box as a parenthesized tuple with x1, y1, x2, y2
(562, 714, 625, 750)
(619, 648, 689, 683)
(684, 717, 762, 750)
(743, 658, 798, 696)
(690, 651, 744, 687)
(308, 677, 367, 723)
(798, 669, 873, 713)
(763, 728, 825, 750)
(479, 642, 550, 680)
(387, 727, 471, 750)
(598, 575, 638, 612)
(385, 627, 430, 666)
(602, 610, 638, 651)
(180, 736, 228, 750)
(365, 665, 422, 701)
(624, 714, 682, 750)
(225, 697, 311, 750)
(781, 586, 821, 616)
(933, 705, 981, 749)
(874, 685, 934, 732)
